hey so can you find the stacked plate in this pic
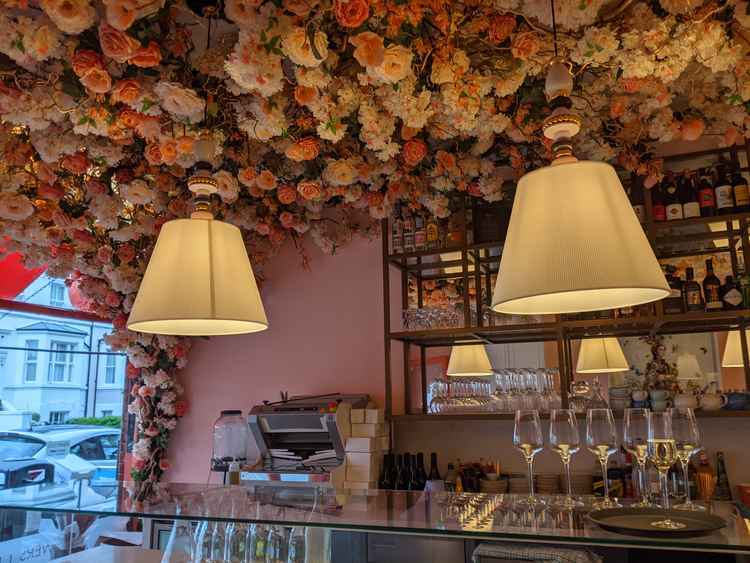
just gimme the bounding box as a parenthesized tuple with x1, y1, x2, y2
(536, 473, 560, 495)
(570, 473, 594, 495)
(480, 479, 509, 493)
(508, 475, 530, 494)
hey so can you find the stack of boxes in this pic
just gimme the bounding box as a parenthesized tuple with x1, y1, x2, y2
(343, 407, 389, 490)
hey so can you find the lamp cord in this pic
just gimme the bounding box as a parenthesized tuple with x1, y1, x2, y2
(550, 0, 559, 57)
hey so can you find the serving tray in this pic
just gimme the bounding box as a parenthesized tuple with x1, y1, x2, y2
(588, 507, 726, 538)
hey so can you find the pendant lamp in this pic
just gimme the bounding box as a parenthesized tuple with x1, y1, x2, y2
(490, 61, 669, 316)
(722, 330, 750, 367)
(576, 337, 628, 374)
(127, 165, 268, 336)
(447, 343, 493, 377)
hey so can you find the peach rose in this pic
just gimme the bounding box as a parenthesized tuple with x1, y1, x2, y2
(120, 179, 154, 205)
(60, 152, 90, 174)
(294, 85, 318, 105)
(98, 22, 140, 63)
(224, 0, 263, 26)
(71, 49, 103, 77)
(350, 31, 384, 67)
(176, 135, 195, 154)
(277, 184, 297, 204)
(110, 79, 141, 105)
(334, 0, 370, 28)
(23, 21, 61, 61)
(511, 32, 541, 60)
(680, 118, 705, 142)
(282, 27, 328, 68)
(285, 137, 320, 162)
(117, 109, 142, 128)
(144, 143, 162, 165)
(213, 170, 239, 203)
(0, 193, 34, 221)
(238, 167, 257, 188)
(80, 67, 112, 94)
(130, 41, 162, 68)
(135, 116, 162, 140)
(159, 138, 178, 165)
(402, 139, 427, 166)
(488, 14, 515, 44)
(370, 45, 413, 83)
(435, 149, 456, 174)
(102, 0, 140, 30)
(256, 170, 278, 191)
(283, 0, 319, 16)
(40, 0, 95, 34)
(38, 183, 65, 200)
(297, 180, 323, 200)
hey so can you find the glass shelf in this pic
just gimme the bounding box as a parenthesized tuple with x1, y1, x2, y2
(2, 482, 750, 554)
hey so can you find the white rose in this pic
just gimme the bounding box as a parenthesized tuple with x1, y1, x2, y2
(282, 27, 328, 68)
(40, 0, 95, 34)
(323, 159, 359, 186)
(120, 179, 154, 205)
(154, 82, 206, 123)
(213, 170, 239, 203)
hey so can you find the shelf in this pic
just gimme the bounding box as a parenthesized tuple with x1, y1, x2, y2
(393, 410, 750, 422)
(650, 211, 750, 231)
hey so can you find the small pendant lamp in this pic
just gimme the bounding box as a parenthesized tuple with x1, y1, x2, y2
(576, 337, 629, 374)
(447, 343, 493, 377)
(722, 331, 749, 367)
(127, 163, 268, 336)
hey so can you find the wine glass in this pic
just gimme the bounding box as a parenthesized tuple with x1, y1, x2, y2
(623, 408, 653, 507)
(648, 410, 686, 529)
(549, 408, 583, 508)
(513, 409, 545, 506)
(670, 407, 704, 511)
(586, 408, 621, 509)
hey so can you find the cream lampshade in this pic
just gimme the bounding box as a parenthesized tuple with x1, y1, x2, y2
(127, 173, 268, 336)
(576, 337, 629, 374)
(447, 344, 493, 377)
(722, 330, 750, 367)
(492, 161, 670, 315)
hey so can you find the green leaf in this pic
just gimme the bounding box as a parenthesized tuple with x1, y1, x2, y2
(77, 115, 89, 126)
(141, 98, 155, 112)
(11, 36, 24, 53)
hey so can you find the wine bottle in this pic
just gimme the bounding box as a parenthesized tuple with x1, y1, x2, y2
(683, 267, 704, 312)
(703, 258, 722, 311)
(399, 453, 411, 490)
(733, 170, 750, 213)
(713, 451, 732, 501)
(403, 211, 415, 253)
(715, 165, 735, 215)
(428, 452, 441, 480)
(444, 462, 457, 492)
(681, 174, 701, 219)
(378, 453, 393, 489)
(393, 454, 403, 490)
(662, 265, 685, 315)
(415, 453, 428, 490)
(664, 173, 683, 221)
(630, 180, 646, 224)
(414, 214, 426, 250)
(721, 275, 743, 310)
(652, 181, 666, 222)
(698, 168, 717, 217)
(391, 205, 403, 255)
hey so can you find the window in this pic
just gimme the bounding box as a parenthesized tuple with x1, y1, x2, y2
(104, 354, 117, 385)
(71, 435, 118, 461)
(101, 410, 113, 417)
(24, 339, 39, 382)
(49, 411, 68, 424)
(48, 341, 75, 383)
(49, 282, 66, 308)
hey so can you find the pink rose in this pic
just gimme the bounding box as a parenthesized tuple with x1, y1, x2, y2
(117, 244, 136, 264)
(97, 245, 114, 264)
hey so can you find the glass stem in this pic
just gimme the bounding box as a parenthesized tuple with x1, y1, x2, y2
(639, 460, 649, 505)
(681, 460, 692, 505)
(659, 470, 670, 509)
(526, 457, 535, 498)
(564, 459, 573, 498)
(600, 457, 610, 501)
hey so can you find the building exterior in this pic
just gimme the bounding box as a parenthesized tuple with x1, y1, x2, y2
(0, 274, 126, 426)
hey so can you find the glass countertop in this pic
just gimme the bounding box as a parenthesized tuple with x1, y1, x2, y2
(1, 481, 750, 553)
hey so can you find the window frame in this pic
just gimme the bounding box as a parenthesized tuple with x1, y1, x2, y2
(49, 282, 66, 308)
(48, 411, 69, 424)
(47, 340, 76, 383)
(23, 338, 39, 383)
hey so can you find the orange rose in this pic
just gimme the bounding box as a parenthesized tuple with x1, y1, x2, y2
(238, 167, 257, 187)
(160, 138, 178, 165)
(402, 139, 427, 166)
(297, 180, 323, 200)
(680, 118, 705, 142)
(110, 78, 141, 105)
(60, 153, 90, 175)
(294, 85, 318, 105)
(435, 150, 456, 173)
(285, 137, 320, 162)
(98, 22, 140, 63)
(511, 32, 541, 60)
(175, 135, 194, 154)
(488, 14, 515, 44)
(256, 170, 278, 191)
(350, 31, 384, 67)
(130, 41, 162, 68)
(71, 49, 103, 77)
(277, 184, 297, 204)
(118, 108, 143, 128)
(103, 0, 138, 31)
(334, 0, 369, 28)
(283, 0, 319, 16)
(144, 143, 162, 165)
(80, 67, 112, 94)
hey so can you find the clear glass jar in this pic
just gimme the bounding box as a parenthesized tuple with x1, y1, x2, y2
(212, 410, 248, 464)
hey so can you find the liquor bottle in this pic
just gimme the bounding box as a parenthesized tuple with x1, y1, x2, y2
(414, 214, 426, 250)
(713, 451, 732, 501)
(630, 180, 646, 224)
(664, 173, 683, 221)
(683, 267, 704, 312)
(402, 211, 415, 253)
(681, 174, 701, 219)
(414, 453, 428, 491)
(444, 462, 457, 492)
(696, 451, 716, 502)
(425, 214, 439, 249)
(715, 165, 735, 215)
(703, 258, 722, 311)
(662, 265, 685, 315)
(378, 453, 393, 489)
(651, 181, 666, 222)
(698, 168, 717, 217)
(721, 275, 743, 310)
(733, 170, 750, 213)
(398, 453, 411, 490)
(428, 452, 441, 481)
(391, 205, 403, 255)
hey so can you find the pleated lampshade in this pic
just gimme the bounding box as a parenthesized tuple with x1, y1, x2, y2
(576, 337, 629, 374)
(722, 331, 749, 367)
(127, 218, 268, 336)
(447, 344, 493, 377)
(491, 161, 669, 315)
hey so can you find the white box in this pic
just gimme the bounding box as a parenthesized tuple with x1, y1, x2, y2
(365, 408, 384, 424)
(345, 437, 380, 452)
(344, 480, 377, 490)
(346, 452, 380, 481)
(350, 409, 365, 423)
(351, 423, 387, 437)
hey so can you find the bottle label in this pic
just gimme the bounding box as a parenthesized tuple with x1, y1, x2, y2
(716, 185, 733, 209)
(724, 288, 743, 307)
(415, 230, 426, 248)
(735, 184, 750, 206)
(392, 234, 403, 254)
(633, 204, 646, 223)
(700, 189, 716, 208)
(666, 204, 683, 220)
(706, 285, 722, 309)
(683, 202, 700, 218)
(426, 223, 438, 242)
(652, 204, 666, 221)
(686, 289, 702, 306)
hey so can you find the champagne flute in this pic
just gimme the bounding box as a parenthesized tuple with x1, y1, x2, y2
(623, 408, 653, 507)
(549, 408, 583, 508)
(586, 408, 621, 509)
(513, 409, 545, 506)
(670, 407, 704, 511)
(648, 410, 686, 529)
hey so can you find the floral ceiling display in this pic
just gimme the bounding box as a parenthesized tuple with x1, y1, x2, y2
(0, 0, 748, 497)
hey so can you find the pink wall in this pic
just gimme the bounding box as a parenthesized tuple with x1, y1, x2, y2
(166, 236, 387, 482)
